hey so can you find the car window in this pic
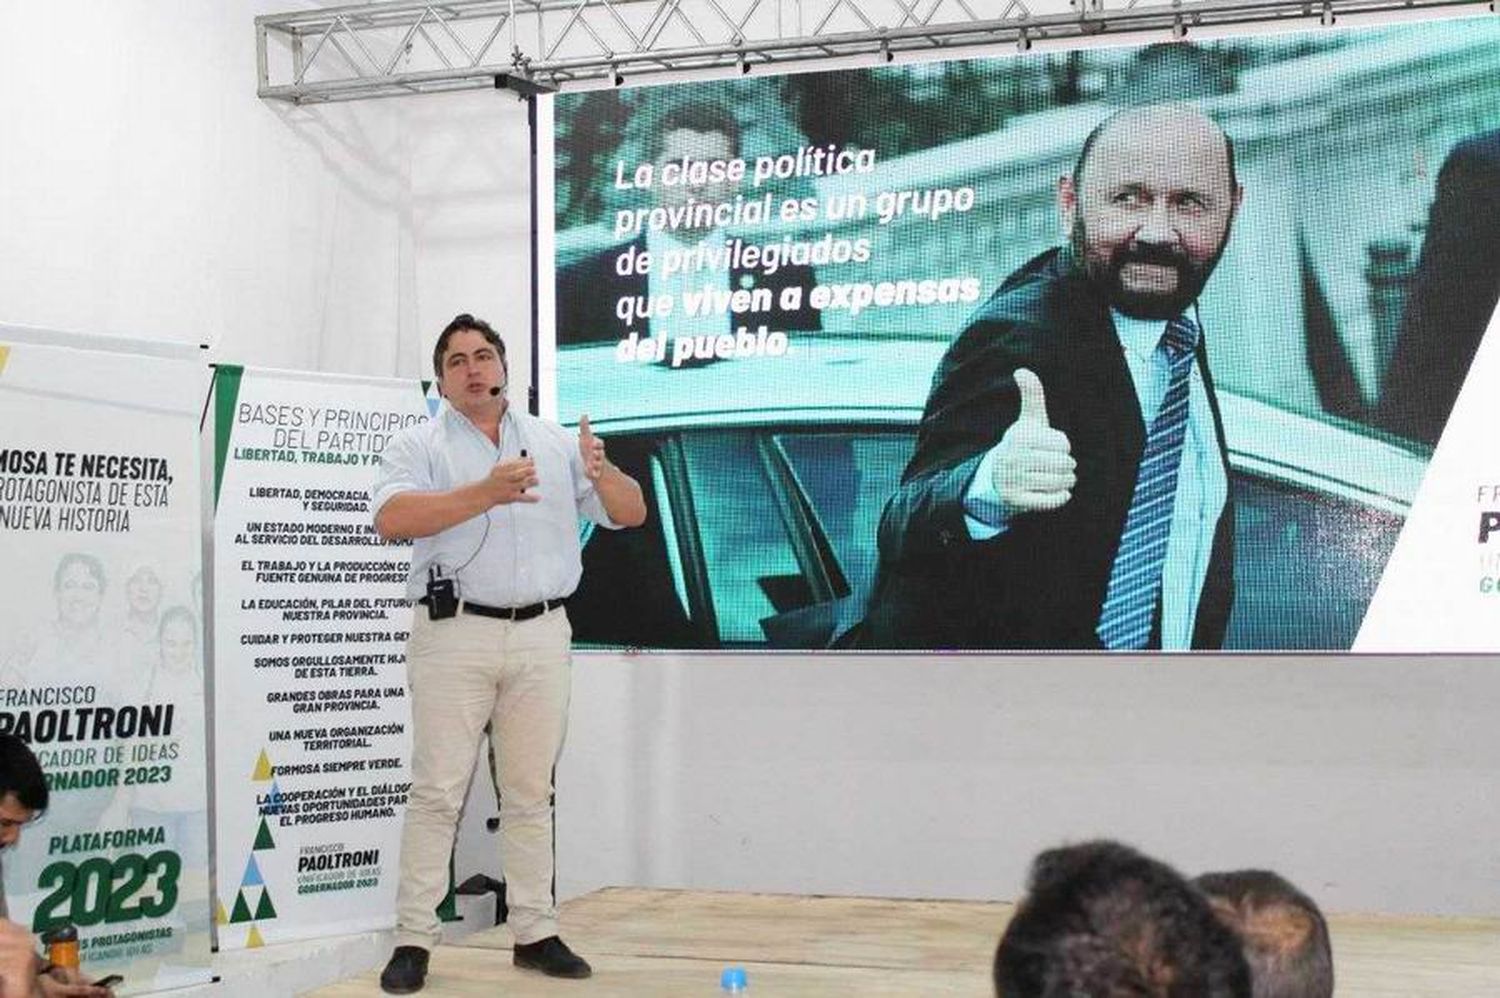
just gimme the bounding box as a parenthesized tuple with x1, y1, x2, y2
(570, 436, 700, 649)
(1224, 473, 1404, 650)
(679, 432, 809, 645)
(570, 428, 1406, 651)
(774, 432, 915, 601)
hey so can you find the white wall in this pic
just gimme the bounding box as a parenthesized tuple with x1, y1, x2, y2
(559, 654, 1500, 916)
(0, 0, 534, 385)
(0, 0, 532, 900)
(2, 1, 1496, 922)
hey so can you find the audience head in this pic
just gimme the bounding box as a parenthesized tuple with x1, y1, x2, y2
(994, 840, 1251, 998)
(0, 734, 48, 849)
(1193, 870, 1333, 998)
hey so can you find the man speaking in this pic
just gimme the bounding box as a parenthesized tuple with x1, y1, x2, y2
(371, 314, 645, 992)
(862, 104, 1242, 650)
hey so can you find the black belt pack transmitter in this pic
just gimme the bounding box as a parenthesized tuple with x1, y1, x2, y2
(426, 566, 458, 620)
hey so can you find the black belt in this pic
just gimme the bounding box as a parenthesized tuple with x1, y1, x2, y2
(417, 596, 567, 621)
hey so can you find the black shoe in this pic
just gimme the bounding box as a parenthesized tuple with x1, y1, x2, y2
(380, 945, 430, 994)
(513, 936, 592, 979)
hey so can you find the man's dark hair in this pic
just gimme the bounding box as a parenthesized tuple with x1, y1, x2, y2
(432, 313, 506, 380)
(0, 733, 48, 815)
(1072, 104, 1239, 192)
(53, 551, 106, 595)
(640, 97, 742, 164)
(994, 840, 1251, 998)
(1193, 870, 1333, 998)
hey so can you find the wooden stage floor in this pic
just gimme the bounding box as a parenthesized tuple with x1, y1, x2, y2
(311, 887, 1500, 997)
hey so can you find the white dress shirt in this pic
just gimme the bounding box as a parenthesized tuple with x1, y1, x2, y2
(370, 404, 619, 607)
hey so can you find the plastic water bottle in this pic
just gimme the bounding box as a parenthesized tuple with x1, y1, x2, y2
(720, 966, 749, 993)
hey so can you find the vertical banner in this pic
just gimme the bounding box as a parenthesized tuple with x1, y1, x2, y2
(211, 366, 429, 947)
(0, 335, 212, 993)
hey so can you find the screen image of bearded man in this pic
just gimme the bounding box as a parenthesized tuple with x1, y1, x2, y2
(861, 103, 1243, 651)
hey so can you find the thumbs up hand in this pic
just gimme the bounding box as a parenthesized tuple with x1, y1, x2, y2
(578, 413, 607, 481)
(991, 368, 1075, 513)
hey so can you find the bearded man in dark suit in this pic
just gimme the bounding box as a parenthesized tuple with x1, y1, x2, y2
(862, 104, 1243, 650)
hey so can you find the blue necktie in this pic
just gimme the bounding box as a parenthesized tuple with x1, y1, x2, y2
(1097, 315, 1200, 650)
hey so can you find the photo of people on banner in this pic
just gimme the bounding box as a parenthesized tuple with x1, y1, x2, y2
(543, 18, 1500, 651)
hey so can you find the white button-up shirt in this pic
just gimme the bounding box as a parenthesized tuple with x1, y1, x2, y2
(370, 403, 618, 606)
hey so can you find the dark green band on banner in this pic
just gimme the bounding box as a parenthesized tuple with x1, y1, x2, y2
(212, 364, 245, 508)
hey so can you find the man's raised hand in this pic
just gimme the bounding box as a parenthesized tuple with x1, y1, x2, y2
(487, 456, 540, 504)
(990, 368, 1075, 513)
(578, 414, 606, 481)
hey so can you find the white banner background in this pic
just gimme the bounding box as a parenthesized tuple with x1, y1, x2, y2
(212, 366, 429, 949)
(0, 332, 212, 994)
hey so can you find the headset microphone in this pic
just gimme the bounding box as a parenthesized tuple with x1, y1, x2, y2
(489, 385, 502, 397)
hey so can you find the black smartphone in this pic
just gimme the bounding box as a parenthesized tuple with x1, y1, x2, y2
(93, 974, 124, 989)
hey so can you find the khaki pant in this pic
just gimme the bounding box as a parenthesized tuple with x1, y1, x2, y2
(395, 605, 572, 949)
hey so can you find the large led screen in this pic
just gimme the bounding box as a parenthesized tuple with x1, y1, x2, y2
(540, 18, 1500, 651)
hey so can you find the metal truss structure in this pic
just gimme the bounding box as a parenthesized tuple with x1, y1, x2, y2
(256, 0, 1494, 102)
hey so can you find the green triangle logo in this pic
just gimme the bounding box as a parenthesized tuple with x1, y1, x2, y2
(254, 887, 278, 921)
(230, 889, 253, 924)
(253, 817, 275, 851)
